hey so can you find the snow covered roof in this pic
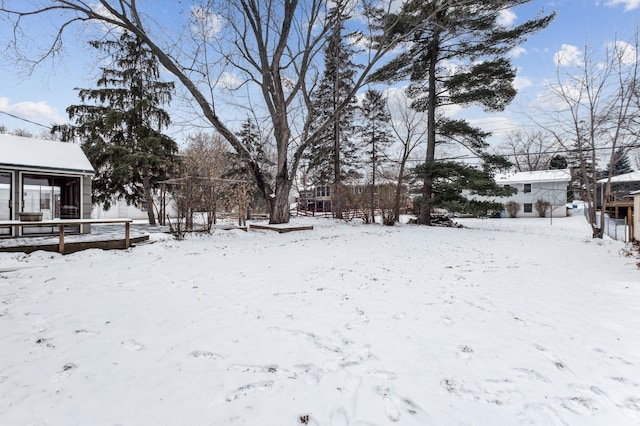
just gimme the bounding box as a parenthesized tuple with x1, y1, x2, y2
(495, 169, 571, 184)
(596, 170, 640, 184)
(0, 134, 95, 174)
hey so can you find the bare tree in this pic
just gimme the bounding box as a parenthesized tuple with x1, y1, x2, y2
(498, 129, 560, 171)
(538, 36, 640, 238)
(386, 91, 426, 222)
(1, 0, 460, 224)
(183, 132, 230, 229)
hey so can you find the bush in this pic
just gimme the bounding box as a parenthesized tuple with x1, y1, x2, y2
(505, 201, 521, 218)
(534, 198, 551, 217)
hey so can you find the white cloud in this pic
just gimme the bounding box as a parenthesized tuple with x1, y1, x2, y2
(89, 2, 124, 34)
(514, 76, 533, 91)
(191, 6, 223, 40)
(497, 9, 517, 26)
(605, 40, 639, 65)
(510, 46, 527, 58)
(468, 116, 518, 139)
(553, 44, 582, 67)
(218, 72, 241, 90)
(605, 0, 640, 11)
(0, 97, 66, 125)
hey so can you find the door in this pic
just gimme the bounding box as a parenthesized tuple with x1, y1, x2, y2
(0, 172, 11, 236)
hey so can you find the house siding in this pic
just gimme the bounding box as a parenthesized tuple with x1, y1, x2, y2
(502, 180, 568, 217)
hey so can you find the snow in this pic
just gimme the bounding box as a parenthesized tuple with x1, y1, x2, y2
(597, 171, 640, 184)
(0, 134, 94, 174)
(1, 213, 639, 425)
(496, 169, 571, 184)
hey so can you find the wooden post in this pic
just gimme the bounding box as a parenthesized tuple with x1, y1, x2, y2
(125, 222, 130, 249)
(58, 225, 65, 254)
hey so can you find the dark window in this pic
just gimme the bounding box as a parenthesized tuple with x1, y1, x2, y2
(524, 203, 533, 213)
(523, 183, 532, 193)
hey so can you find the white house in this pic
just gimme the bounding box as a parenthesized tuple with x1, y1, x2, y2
(92, 199, 151, 220)
(475, 169, 572, 218)
(0, 134, 95, 236)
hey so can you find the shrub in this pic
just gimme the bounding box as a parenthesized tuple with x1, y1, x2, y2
(505, 201, 521, 218)
(534, 198, 551, 217)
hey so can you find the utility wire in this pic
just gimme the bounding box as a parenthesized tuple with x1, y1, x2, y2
(0, 110, 52, 129)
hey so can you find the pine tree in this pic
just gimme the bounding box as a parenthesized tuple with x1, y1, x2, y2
(370, 1, 554, 224)
(604, 148, 634, 176)
(359, 89, 392, 223)
(224, 118, 274, 214)
(549, 155, 568, 170)
(54, 31, 178, 225)
(305, 0, 361, 218)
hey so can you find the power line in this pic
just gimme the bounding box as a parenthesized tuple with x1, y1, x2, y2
(0, 110, 52, 129)
(398, 142, 640, 163)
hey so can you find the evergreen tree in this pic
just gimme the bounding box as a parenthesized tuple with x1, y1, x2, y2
(549, 154, 568, 170)
(604, 148, 634, 176)
(359, 89, 392, 223)
(225, 118, 274, 214)
(305, 0, 361, 218)
(370, 1, 553, 224)
(54, 31, 178, 225)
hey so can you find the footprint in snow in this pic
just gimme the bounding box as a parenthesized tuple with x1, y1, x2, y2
(228, 364, 278, 374)
(512, 368, 551, 383)
(558, 396, 599, 415)
(533, 343, 568, 371)
(190, 350, 223, 360)
(121, 340, 144, 351)
(457, 345, 474, 360)
(225, 380, 274, 402)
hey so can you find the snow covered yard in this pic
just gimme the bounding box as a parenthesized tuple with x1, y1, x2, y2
(1, 214, 639, 426)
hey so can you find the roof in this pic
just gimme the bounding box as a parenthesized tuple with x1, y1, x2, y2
(495, 169, 571, 184)
(596, 170, 640, 184)
(0, 134, 95, 174)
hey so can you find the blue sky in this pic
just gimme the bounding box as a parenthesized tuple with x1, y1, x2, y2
(1, 0, 639, 144)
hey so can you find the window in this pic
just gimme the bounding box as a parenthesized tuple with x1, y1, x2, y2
(523, 183, 532, 193)
(523, 203, 533, 213)
(21, 174, 80, 235)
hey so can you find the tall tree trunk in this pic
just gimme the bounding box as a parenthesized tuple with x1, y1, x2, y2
(269, 173, 292, 224)
(333, 98, 343, 219)
(142, 171, 156, 225)
(394, 161, 407, 223)
(371, 135, 376, 223)
(418, 33, 440, 225)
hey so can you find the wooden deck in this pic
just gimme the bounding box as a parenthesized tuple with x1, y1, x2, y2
(0, 218, 146, 254)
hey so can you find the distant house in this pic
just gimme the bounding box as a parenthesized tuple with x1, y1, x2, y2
(596, 170, 640, 213)
(472, 169, 572, 218)
(93, 199, 151, 221)
(0, 134, 95, 237)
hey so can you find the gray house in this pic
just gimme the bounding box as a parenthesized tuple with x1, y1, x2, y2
(0, 134, 95, 237)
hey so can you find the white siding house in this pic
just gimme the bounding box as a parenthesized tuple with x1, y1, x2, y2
(495, 169, 571, 217)
(92, 200, 151, 220)
(468, 169, 571, 218)
(0, 134, 95, 236)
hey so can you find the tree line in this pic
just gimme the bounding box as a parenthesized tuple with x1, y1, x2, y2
(9, 1, 635, 237)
